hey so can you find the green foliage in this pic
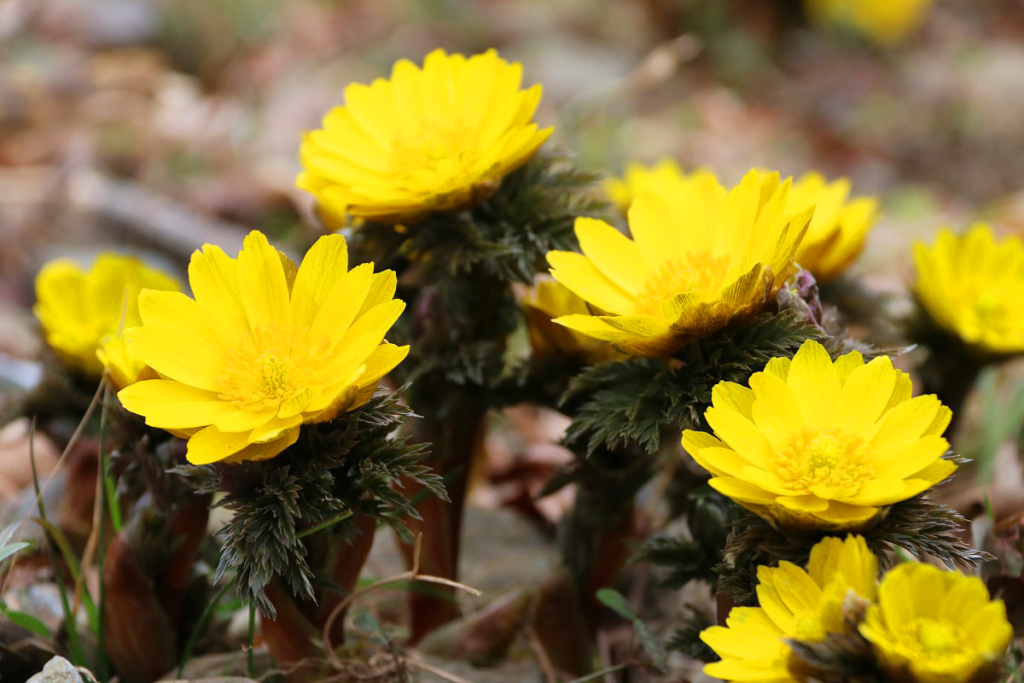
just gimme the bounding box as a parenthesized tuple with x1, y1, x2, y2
(715, 493, 990, 606)
(0, 602, 52, 639)
(596, 588, 667, 672)
(0, 522, 30, 565)
(665, 611, 718, 662)
(635, 536, 716, 590)
(972, 367, 1024, 483)
(346, 151, 604, 394)
(562, 310, 821, 455)
(175, 392, 445, 616)
(350, 151, 603, 289)
(634, 485, 738, 589)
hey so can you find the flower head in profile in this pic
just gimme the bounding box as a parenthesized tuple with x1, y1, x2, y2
(860, 563, 1012, 683)
(34, 254, 180, 379)
(546, 169, 811, 357)
(522, 280, 622, 365)
(603, 159, 691, 214)
(701, 535, 877, 682)
(607, 163, 878, 283)
(298, 48, 552, 226)
(805, 0, 933, 44)
(913, 224, 1024, 356)
(118, 231, 408, 465)
(786, 172, 879, 283)
(683, 339, 956, 530)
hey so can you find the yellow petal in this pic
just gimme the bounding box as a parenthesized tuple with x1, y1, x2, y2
(237, 231, 291, 331)
(126, 326, 223, 392)
(709, 477, 778, 505)
(189, 243, 248, 333)
(575, 217, 652, 293)
(289, 233, 349, 330)
(118, 379, 231, 429)
(705, 407, 774, 469)
(547, 250, 637, 315)
(186, 425, 257, 465)
(712, 381, 756, 420)
(787, 339, 839, 427)
(749, 372, 803, 452)
(356, 270, 398, 318)
(310, 262, 374, 344)
(833, 356, 896, 437)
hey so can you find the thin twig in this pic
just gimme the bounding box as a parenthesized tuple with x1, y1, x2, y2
(94, 383, 110, 682)
(296, 509, 353, 539)
(525, 624, 559, 683)
(411, 658, 476, 683)
(177, 579, 234, 677)
(28, 419, 84, 665)
(321, 533, 482, 671)
(564, 663, 629, 683)
(0, 380, 104, 599)
(247, 602, 257, 678)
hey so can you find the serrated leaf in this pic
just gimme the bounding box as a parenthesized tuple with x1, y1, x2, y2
(633, 618, 668, 672)
(596, 588, 666, 672)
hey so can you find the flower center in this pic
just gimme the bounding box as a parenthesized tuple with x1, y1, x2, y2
(216, 324, 330, 412)
(391, 123, 470, 179)
(896, 618, 973, 664)
(774, 428, 874, 498)
(636, 253, 731, 315)
(969, 290, 1012, 336)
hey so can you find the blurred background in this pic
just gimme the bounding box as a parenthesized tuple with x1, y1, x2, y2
(4, 0, 1024, 297)
(2, 1, 1024, 677)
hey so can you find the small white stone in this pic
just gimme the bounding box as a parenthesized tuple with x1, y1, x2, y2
(26, 657, 84, 683)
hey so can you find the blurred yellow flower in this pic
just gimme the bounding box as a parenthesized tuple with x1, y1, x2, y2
(786, 172, 879, 283)
(34, 254, 180, 379)
(603, 159, 691, 214)
(118, 231, 408, 465)
(806, 0, 933, 44)
(860, 563, 1012, 683)
(97, 334, 156, 391)
(298, 48, 552, 226)
(701, 535, 877, 682)
(914, 224, 1024, 355)
(522, 280, 621, 364)
(546, 169, 811, 357)
(683, 339, 956, 530)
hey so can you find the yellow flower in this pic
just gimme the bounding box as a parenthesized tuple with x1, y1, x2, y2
(297, 48, 552, 226)
(914, 224, 1024, 355)
(522, 280, 622, 364)
(860, 563, 1012, 683)
(702, 535, 877, 682)
(546, 169, 812, 357)
(34, 254, 180, 378)
(805, 0, 933, 44)
(607, 162, 878, 283)
(683, 339, 957, 530)
(97, 334, 157, 391)
(117, 231, 409, 465)
(603, 159, 691, 214)
(786, 172, 879, 283)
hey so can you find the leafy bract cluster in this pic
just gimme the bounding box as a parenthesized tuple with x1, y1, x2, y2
(347, 152, 604, 395)
(176, 393, 444, 615)
(562, 309, 821, 456)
